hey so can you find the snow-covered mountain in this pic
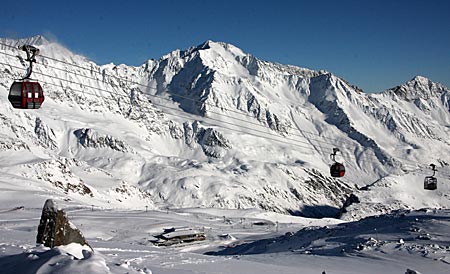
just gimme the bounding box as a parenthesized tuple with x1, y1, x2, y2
(0, 35, 449, 219)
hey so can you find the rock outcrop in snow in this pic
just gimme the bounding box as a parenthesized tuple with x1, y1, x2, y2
(74, 128, 131, 152)
(36, 199, 89, 248)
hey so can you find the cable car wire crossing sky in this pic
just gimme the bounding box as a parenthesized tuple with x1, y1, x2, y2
(2, 44, 450, 178)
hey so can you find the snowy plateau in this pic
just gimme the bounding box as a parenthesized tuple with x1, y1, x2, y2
(0, 35, 449, 273)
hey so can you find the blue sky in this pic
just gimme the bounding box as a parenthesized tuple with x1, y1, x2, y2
(0, 0, 449, 92)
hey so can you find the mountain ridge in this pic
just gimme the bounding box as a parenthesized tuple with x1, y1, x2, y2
(0, 35, 449, 220)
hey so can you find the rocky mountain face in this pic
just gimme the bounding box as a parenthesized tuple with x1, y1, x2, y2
(0, 36, 449, 219)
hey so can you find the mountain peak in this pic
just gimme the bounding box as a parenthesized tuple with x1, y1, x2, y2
(196, 40, 247, 57)
(387, 75, 448, 100)
(199, 40, 235, 49)
(199, 40, 220, 48)
(2, 35, 50, 48)
(17, 35, 50, 46)
(409, 75, 432, 85)
(405, 75, 448, 92)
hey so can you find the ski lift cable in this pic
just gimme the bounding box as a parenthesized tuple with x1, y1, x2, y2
(394, 158, 450, 175)
(0, 42, 382, 147)
(1, 48, 448, 170)
(0, 59, 446, 170)
(2, 42, 450, 163)
(0, 59, 350, 151)
(399, 162, 450, 177)
(2, 45, 425, 158)
(39, 58, 357, 148)
(0, 60, 332, 152)
(149, 104, 322, 151)
(398, 163, 450, 179)
(0, 49, 355, 150)
(32, 56, 450, 163)
(49, 88, 323, 152)
(35, 75, 450, 173)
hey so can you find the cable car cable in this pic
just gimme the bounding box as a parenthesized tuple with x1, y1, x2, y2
(0, 46, 449, 173)
(0, 42, 385, 147)
(0, 50, 355, 150)
(1, 58, 447, 174)
(0, 60, 349, 151)
(1, 60, 334, 152)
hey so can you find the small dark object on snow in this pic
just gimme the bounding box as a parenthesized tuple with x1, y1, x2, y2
(36, 199, 89, 248)
(330, 148, 345, 177)
(424, 164, 437, 190)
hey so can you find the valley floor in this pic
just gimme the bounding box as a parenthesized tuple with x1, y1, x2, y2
(0, 206, 449, 274)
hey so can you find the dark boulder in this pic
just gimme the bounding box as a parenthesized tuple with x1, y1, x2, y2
(36, 199, 89, 248)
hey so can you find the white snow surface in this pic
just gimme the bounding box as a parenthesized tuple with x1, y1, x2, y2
(0, 207, 449, 273)
(0, 35, 449, 273)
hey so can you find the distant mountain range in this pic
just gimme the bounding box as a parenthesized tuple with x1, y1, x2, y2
(0, 35, 449, 219)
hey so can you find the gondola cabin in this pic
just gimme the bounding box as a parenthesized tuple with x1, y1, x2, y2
(330, 162, 345, 177)
(424, 176, 437, 190)
(8, 81, 44, 109)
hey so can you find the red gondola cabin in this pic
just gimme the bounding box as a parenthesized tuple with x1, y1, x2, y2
(8, 81, 44, 109)
(330, 162, 345, 177)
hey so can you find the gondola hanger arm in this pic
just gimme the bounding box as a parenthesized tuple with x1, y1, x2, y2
(18, 45, 40, 80)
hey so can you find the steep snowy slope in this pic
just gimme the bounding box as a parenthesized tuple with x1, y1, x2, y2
(0, 36, 352, 216)
(0, 35, 449, 219)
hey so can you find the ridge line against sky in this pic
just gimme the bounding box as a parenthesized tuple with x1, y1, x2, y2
(0, 0, 449, 93)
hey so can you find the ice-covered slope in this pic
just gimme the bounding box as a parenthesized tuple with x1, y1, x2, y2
(0, 35, 449, 218)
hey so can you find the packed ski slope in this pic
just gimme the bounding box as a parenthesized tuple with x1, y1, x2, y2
(0, 35, 449, 273)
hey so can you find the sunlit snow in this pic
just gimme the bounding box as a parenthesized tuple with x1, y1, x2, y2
(0, 36, 449, 273)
